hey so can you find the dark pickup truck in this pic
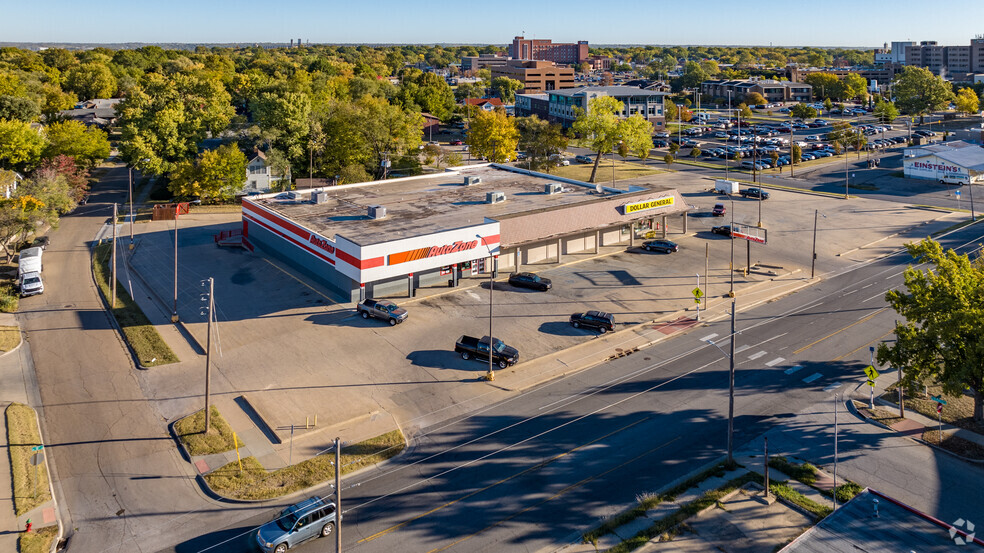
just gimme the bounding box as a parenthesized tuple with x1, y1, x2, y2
(356, 298, 408, 325)
(455, 335, 519, 369)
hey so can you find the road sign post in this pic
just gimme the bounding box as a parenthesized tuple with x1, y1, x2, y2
(864, 365, 879, 408)
(30, 445, 43, 499)
(931, 395, 947, 443)
(692, 285, 703, 321)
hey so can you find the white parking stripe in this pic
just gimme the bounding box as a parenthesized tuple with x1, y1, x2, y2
(784, 365, 803, 375)
(748, 351, 767, 360)
(803, 372, 823, 383)
(765, 357, 785, 367)
(700, 333, 719, 342)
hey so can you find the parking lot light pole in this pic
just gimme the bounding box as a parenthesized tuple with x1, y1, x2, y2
(172, 211, 179, 323)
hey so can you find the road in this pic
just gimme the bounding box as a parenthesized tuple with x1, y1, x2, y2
(172, 201, 984, 551)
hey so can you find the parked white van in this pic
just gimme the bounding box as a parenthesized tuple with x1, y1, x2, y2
(18, 247, 43, 276)
(939, 174, 970, 185)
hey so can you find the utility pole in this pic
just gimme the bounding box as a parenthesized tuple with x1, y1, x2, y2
(833, 393, 838, 511)
(335, 436, 342, 553)
(727, 297, 736, 465)
(172, 209, 179, 323)
(128, 167, 134, 250)
(204, 277, 214, 432)
(704, 243, 709, 310)
(789, 114, 794, 177)
(111, 203, 117, 309)
(811, 209, 818, 278)
(729, 199, 735, 296)
(763, 436, 769, 498)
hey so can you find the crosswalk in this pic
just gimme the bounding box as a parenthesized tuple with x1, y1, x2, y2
(736, 347, 846, 392)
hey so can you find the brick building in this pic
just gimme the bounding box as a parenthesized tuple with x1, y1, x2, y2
(491, 60, 576, 94)
(510, 36, 589, 66)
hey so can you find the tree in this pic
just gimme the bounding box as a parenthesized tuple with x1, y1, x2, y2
(38, 155, 89, 202)
(0, 95, 40, 122)
(167, 143, 247, 202)
(892, 66, 955, 122)
(663, 101, 677, 122)
(668, 142, 680, 156)
(466, 108, 518, 163)
(0, 119, 46, 171)
(823, 98, 833, 114)
(489, 77, 522, 104)
(770, 151, 779, 167)
(827, 122, 865, 154)
(117, 72, 234, 175)
(877, 238, 984, 423)
(0, 194, 46, 261)
(63, 62, 117, 100)
(790, 104, 818, 120)
(353, 96, 424, 178)
(679, 61, 708, 90)
(663, 154, 674, 168)
(842, 73, 868, 102)
(744, 92, 766, 106)
(804, 73, 843, 100)
(571, 96, 653, 182)
(454, 82, 485, 103)
(250, 91, 312, 160)
(516, 115, 568, 172)
(44, 120, 111, 168)
(791, 144, 802, 164)
(738, 103, 752, 118)
(954, 87, 980, 115)
(872, 99, 899, 123)
(394, 70, 455, 120)
(690, 147, 701, 159)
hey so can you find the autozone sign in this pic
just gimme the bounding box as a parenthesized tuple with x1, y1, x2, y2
(732, 225, 767, 244)
(623, 196, 675, 214)
(389, 240, 479, 265)
(309, 234, 336, 254)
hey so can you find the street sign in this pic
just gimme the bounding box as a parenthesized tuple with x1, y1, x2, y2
(31, 445, 43, 452)
(30, 452, 43, 465)
(931, 395, 948, 405)
(867, 379, 875, 387)
(864, 365, 879, 381)
(692, 287, 703, 299)
(937, 403, 943, 414)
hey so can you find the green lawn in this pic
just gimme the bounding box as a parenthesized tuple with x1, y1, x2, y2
(174, 406, 238, 456)
(5, 403, 51, 515)
(550, 160, 664, 183)
(0, 325, 21, 351)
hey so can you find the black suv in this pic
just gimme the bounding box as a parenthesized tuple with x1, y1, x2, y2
(711, 225, 734, 236)
(570, 311, 615, 333)
(508, 272, 552, 291)
(739, 187, 770, 200)
(641, 239, 679, 253)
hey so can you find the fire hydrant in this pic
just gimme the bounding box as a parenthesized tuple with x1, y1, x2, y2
(25, 518, 33, 533)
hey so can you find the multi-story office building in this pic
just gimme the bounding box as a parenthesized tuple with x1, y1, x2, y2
(510, 36, 589, 66)
(516, 86, 668, 129)
(701, 78, 812, 104)
(902, 37, 984, 79)
(491, 60, 576, 94)
(461, 54, 510, 73)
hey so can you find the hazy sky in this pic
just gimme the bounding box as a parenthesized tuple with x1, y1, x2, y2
(4, 0, 983, 47)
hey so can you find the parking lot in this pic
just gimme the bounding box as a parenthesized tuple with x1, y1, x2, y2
(122, 174, 963, 454)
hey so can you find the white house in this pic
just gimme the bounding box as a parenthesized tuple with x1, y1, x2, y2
(243, 150, 290, 195)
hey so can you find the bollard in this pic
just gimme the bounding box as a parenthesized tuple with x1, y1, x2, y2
(306, 416, 310, 430)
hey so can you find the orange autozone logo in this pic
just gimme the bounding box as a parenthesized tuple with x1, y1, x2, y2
(389, 240, 479, 265)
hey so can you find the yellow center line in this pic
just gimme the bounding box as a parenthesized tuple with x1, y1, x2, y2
(357, 416, 651, 544)
(793, 309, 886, 355)
(426, 435, 682, 553)
(832, 330, 896, 362)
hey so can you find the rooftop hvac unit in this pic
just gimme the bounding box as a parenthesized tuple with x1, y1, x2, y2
(544, 183, 563, 195)
(367, 205, 387, 219)
(312, 190, 329, 204)
(486, 191, 506, 204)
(464, 176, 482, 186)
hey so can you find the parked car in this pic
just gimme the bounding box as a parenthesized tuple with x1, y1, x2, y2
(642, 239, 679, 253)
(31, 236, 50, 250)
(550, 154, 569, 166)
(455, 335, 519, 368)
(711, 225, 734, 236)
(570, 310, 615, 333)
(712, 203, 726, 216)
(450, 140, 463, 145)
(508, 272, 552, 291)
(19, 272, 43, 297)
(739, 187, 770, 200)
(653, 140, 668, 148)
(574, 154, 593, 164)
(356, 298, 408, 325)
(256, 496, 338, 553)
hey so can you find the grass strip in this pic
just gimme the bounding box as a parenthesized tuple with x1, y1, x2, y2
(92, 242, 178, 367)
(922, 429, 984, 460)
(0, 324, 21, 351)
(0, 283, 19, 313)
(5, 403, 51, 515)
(768, 456, 818, 485)
(174, 406, 237, 456)
(205, 429, 405, 500)
(855, 400, 905, 428)
(17, 524, 58, 553)
(768, 481, 832, 519)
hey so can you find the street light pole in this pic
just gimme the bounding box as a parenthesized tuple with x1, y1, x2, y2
(811, 209, 819, 278)
(727, 297, 736, 465)
(172, 210, 179, 323)
(128, 167, 134, 250)
(729, 198, 735, 296)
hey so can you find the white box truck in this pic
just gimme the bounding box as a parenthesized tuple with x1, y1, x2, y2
(714, 179, 739, 195)
(18, 246, 43, 276)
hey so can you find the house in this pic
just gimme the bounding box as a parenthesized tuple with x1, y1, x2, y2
(421, 113, 441, 141)
(58, 98, 121, 128)
(462, 98, 504, 112)
(243, 150, 290, 195)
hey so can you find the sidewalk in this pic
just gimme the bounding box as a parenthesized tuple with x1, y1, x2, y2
(0, 316, 61, 551)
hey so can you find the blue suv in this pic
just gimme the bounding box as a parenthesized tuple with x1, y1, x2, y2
(256, 496, 338, 553)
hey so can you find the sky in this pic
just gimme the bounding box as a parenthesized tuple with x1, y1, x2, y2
(3, 0, 983, 48)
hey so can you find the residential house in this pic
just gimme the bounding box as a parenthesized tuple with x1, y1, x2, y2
(243, 150, 290, 195)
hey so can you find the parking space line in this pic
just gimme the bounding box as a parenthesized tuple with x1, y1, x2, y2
(784, 365, 803, 375)
(764, 357, 784, 367)
(700, 333, 719, 342)
(748, 351, 766, 360)
(802, 372, 823, 384)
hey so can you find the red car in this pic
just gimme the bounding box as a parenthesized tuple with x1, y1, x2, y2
(712, 203, 727, 216)
(450, 140, 464, 145)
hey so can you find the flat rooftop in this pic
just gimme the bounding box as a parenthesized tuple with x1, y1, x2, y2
(250, 166, 669, 246)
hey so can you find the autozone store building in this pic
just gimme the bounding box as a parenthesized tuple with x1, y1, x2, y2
(240, 166, 689, 302)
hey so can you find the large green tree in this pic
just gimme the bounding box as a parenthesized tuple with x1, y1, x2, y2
(872, 99, 899, 123)
(803, 72, 843, 100)
(489, 77, 522, 104)
(516, 115, 568, 172)
(250, 91, 312, 160)
(678, 61, 708, 90)
(466, 107, 519, 163)
(353, 96, 424, 178)
(0, 119, 46, 171)
(877, 238, 984, 423)
(44, 120, 111, 168)
(841, 72, 868, 102)
(167, 143, 247, 202)
(571, 96, 653, 182)
(790, 104, 817, 120)
(892, 66, 955, 122)
(954, 87, 980, 116)
(0, 95, 40, 122)
(63, 62, 117, 100)
(117, 72, 234, 175)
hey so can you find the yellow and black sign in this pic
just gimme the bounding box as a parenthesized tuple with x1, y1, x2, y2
(624, 196, 675, 214)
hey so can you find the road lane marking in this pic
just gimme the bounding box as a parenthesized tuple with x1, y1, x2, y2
(748, 351, 766, 360)
(803, 373, 823, 383)
(358, 417, 651, 544)
(862, 292, 885, 303)
(765, 357, 785, 367)
(735, 345, 751, 353)
(784, 365, 803, 375)
(425, 436, 682, 553)
(832, 330, 896, 362)
(793, 309, 885, 355)
(842, 289, 857, 296)
(861, 283, 874, 289)
(823, 382, 843, 392)
(700, 333, 719, 342)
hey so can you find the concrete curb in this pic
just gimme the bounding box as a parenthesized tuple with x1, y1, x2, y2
(238, 394, 282, 445)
